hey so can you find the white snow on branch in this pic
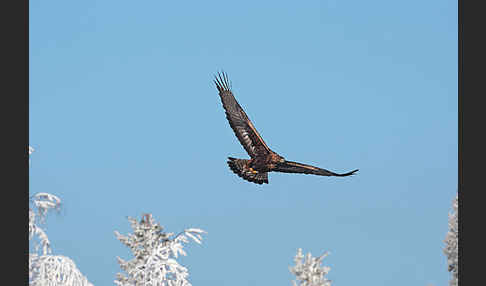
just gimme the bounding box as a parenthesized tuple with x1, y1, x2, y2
(289, 248, 332, 286)
(29, 208, 52, 255)
(29, 145, 34, 165)
(114, 213, 206, 286)
(28, 146, 93, 286)
(29, 195, 93, 285)
(29, 254, 94, 286)
(29, 192, 61, 255)
(32, 192, 62, 223)
(444, 193, 458, 286)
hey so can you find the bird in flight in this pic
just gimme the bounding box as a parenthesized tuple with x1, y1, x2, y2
(214, 72, 358, 185)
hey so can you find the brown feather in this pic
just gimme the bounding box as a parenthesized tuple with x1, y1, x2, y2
(275, 160, 358, 177)
(227, 157, 269, 184)
(215, 72, 271, 158)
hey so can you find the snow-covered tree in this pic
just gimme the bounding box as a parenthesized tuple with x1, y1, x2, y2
(444, 193, 458, 286)
(29, 254, 95, 286)
(28, 147, 94, 286)
(29, 192, 61, 256)
(114, 213, 206, 286)
(289, 248, 332, 286)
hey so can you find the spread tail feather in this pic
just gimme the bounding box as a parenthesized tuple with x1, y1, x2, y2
(227, 157, 268, 184)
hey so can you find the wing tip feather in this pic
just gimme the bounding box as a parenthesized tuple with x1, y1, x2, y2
(337, 169, 359, 176)
(214, 70, 231, 93)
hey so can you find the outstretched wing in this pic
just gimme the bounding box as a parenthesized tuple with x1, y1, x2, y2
(214, 72, 271, 158)
(275, 160, 358, 177)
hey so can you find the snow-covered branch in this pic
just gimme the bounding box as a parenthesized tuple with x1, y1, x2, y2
(289, 248, 332, 286)
(114, 213, 207, 286)
(29, 255, 94, 286)
(444, 193, 458, 286)
(28, 146, 93, 286)
(29, 192, 61, 255)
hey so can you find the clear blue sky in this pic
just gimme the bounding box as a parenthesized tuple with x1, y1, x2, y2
(29, 0, 457, 285)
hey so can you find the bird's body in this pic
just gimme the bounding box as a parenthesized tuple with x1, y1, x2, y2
(214, 72, 358, 184)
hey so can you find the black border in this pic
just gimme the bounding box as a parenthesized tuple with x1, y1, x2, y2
(4, 0, 29, 283)
(459, 0, 485, 285)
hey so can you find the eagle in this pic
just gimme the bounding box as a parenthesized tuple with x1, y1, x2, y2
(214, 72, 358, 184)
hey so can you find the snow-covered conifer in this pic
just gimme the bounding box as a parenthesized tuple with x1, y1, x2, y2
(289, 248, 331, 286)
(28, 146, 93, 286)
(114, 213, 206, 286)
